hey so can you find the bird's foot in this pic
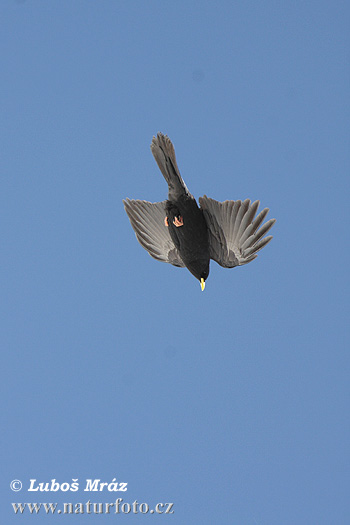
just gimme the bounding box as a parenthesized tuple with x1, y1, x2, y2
(173, 216, 184, 227)
(164, 216, 169, 227)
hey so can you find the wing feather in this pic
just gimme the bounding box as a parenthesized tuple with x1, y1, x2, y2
(199, 195, 275, 268)
(123, 199, 185, 267)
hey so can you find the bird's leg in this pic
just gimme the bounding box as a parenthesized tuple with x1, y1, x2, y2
(173, 216, 184, 227)
(164, 216, 169, 227)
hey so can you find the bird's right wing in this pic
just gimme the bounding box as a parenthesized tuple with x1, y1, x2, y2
(199, 195, 276, 268)
(123, 198, 185, 267)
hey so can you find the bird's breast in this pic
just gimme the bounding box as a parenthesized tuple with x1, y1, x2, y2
(167, 199, 210, 264)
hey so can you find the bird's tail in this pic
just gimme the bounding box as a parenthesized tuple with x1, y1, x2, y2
(150, 133, 190, 200)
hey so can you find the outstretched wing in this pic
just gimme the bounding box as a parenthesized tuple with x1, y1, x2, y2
(199, 196, 275, 268)
(123, 198, 185, 267)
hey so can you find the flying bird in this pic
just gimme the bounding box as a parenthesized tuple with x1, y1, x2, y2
(123, 133, 275, 291)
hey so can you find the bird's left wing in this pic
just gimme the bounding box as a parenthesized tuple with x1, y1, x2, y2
(123, 198, 185, 267)
(199, 195, 276, 268)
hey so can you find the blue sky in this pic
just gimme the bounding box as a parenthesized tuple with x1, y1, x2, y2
(2, 1, 349, 523)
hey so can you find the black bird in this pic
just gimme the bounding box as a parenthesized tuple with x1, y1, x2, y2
(123, 133, 275, 291)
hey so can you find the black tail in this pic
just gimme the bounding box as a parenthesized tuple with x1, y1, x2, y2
(150, 133, 190, 201)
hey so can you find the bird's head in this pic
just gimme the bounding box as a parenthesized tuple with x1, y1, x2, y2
(186, 260, 210, 291)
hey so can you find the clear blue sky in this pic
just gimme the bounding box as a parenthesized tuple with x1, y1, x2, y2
(2, 1, 349, 523)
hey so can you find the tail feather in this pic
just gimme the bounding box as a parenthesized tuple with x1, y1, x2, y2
(150, 133, 190, 200)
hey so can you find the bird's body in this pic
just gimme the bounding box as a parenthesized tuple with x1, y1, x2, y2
(123, 133, 275, 290)
(165, 195, 210, 281)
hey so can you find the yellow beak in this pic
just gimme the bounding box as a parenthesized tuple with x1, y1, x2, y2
(200, 278, 205, 291)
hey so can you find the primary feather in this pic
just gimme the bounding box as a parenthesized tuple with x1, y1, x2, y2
(123, 198, 185, 267)
(199, 196, 276, 267)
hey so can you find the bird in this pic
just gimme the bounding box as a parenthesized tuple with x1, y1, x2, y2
(123, 132, 276, 291)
